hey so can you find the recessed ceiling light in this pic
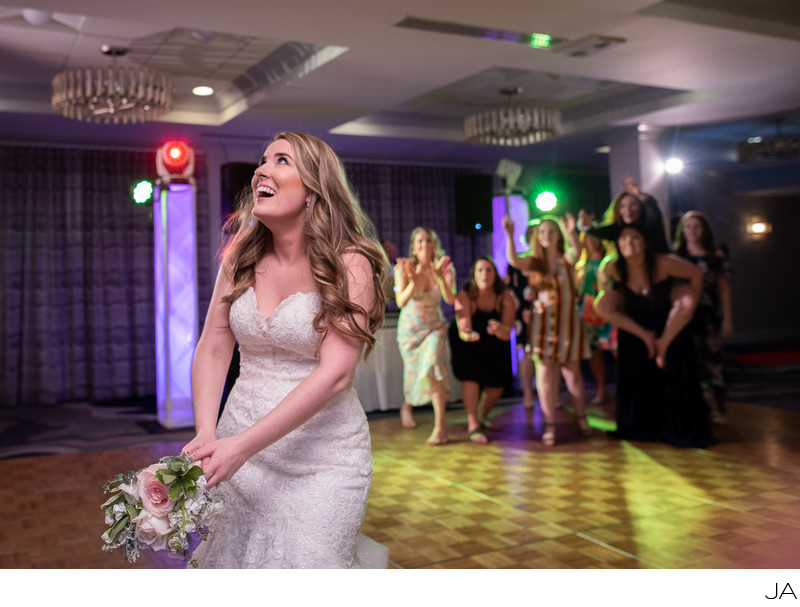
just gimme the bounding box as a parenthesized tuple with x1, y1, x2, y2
(192, 86, 214, 97)
(594, 145, 610, 154)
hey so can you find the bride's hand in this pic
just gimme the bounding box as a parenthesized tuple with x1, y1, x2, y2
(190, 435, 251, 489)
(182, 429, 216, 468)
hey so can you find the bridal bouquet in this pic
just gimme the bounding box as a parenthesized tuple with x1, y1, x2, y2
(101, 453, 224, 567)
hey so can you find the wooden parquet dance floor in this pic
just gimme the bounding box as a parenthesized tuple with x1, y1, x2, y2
(1, 398, 799, 569)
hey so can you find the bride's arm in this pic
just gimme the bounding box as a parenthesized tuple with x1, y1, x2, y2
(182, 266, 237, 455)
(192, 252, 375, 488)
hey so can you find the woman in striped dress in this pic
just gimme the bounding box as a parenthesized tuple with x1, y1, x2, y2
(503, 213, 590, 446)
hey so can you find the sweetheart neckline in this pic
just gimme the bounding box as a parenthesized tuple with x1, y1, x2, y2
(247, 287, 319, 320)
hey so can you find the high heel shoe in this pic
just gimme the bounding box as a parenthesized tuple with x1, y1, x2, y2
(542, 423, 556, 447)
(575, 415, 592, 438)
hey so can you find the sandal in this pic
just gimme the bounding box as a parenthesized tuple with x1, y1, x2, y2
(479, 418, 500, 432)
(576, 415, 593, 438)
(467, 428, 489, 444)
(542, 423, 556, 447)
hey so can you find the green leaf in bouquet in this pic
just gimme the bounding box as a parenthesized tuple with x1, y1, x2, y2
(100, 492, 126, 510)
(183, 466, 205, 482)
(106, 514, 130, 542)
(169, 483, 183, 501)
(156, 469, 177, 485)
(125, 503, 140, 521)
(167, 459, 187, 474)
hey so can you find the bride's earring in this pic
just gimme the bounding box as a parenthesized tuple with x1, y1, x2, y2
(305, 198, 311, 210)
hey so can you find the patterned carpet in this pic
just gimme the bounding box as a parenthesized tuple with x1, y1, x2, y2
(0, 398, 195, 460)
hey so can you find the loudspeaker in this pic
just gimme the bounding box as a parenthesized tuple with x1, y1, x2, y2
(221, 161, 257, 218)
(454, 174, 494, 235)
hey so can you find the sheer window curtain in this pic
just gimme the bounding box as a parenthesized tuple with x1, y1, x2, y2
(0, 145, 211, 408)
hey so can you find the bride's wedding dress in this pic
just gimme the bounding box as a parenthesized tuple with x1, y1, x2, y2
(192, 288, 387, 568)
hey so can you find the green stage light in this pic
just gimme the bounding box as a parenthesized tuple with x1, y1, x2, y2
(529, 33, 552, 49)
(132, 180, 154, 204)
(535, 191, 557, 212)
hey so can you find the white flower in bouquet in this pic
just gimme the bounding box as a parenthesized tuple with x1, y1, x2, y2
(133, 510, 171, 552)
(112, 502, 127, 520)
(118, 481, 139, 503)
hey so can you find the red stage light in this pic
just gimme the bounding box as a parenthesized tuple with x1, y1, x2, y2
(156, 140, 195, 180)
(161, 141, 190, 172)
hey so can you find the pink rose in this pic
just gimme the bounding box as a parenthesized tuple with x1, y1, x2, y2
(132, 510, 171, 551)
(137, 463, 177, 517)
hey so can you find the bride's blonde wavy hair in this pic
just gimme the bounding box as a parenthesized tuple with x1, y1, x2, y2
(219, 132, 387, 357)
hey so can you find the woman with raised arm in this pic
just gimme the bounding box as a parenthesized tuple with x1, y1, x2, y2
(395, 227, 456, 444)
(503, 213, 590, 446)
(580, 173, 670, 254)
(183, 132, 388, 568)
(674, 211, 734, 424)
(594, 223, 715, 447)
(449, 256, 517, 443)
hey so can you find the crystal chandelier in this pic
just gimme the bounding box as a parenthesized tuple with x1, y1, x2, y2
(51, 46, 173, 124)
(464, 87, 561, 146)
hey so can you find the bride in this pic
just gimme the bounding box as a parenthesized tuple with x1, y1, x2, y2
(184, 132, 388, 568)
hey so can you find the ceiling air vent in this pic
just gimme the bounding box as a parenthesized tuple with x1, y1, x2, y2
(394, 16, 563, 49)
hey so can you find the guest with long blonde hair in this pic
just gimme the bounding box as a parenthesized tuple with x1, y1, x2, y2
(395, 227, 456, 444)
(503, 213, 590, 446)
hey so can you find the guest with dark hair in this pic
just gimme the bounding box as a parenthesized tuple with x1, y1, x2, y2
(581, 174, 669, 253)
(395, 227, 456, 444)
(584, 174, 695, 367)
(594, 223, 715, 448)
(449, 256, 516, 443)
(674, 211, 733, 424)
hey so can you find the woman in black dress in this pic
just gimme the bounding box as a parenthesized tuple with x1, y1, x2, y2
(594, 223, 715, 448)
(449, 256, 516, 443)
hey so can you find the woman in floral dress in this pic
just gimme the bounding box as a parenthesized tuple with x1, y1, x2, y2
(674, 211, 733, 423)
(395, 227, 456, 445)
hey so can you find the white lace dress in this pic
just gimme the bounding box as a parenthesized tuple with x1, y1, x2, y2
(192, 288, 384, 568)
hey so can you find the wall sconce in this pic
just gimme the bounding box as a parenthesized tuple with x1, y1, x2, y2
(746, 215, 772, 241)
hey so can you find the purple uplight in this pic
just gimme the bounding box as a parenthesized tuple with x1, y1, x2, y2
(154, 182, 198, 429)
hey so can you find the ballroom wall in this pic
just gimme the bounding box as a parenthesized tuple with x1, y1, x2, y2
(667, 157, 800, 347)
(2, 133, 797, 407)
